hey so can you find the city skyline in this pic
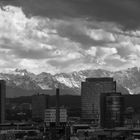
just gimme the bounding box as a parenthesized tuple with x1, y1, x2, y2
(1, 1, 140, 138)
(0, 0, 140, 74)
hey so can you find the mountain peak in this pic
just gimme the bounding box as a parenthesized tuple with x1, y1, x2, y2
(1, 67, 140, 97)
(15, 68, 27, 72)
(15, 69, 29, 76)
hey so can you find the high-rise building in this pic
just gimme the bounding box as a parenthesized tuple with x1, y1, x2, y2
(32, 94, 49, 121)
(100, 92, 124, 128)
(81, 77, 116, 126)
(0, 80, 6, 123)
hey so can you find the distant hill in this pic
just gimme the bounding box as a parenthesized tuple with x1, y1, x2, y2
(6, 86, 78, 98)
(7, 95, 81, 108)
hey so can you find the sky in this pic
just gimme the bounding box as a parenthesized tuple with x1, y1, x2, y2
(1, 0, 140, 74)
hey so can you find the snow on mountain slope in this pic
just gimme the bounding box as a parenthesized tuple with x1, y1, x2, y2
(1, 67, 140, 95)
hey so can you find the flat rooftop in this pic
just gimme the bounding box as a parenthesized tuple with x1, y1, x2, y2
(86, 77, 114, 82)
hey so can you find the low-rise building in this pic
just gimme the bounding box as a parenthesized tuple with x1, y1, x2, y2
(44, 108, 67, 126)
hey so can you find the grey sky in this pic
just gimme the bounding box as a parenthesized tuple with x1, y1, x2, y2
(0, 0, 140, 74)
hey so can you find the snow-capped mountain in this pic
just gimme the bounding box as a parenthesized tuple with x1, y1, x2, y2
(1, 67, 140, 97)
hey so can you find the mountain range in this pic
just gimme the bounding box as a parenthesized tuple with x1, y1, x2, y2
(1, 67, 140, 97)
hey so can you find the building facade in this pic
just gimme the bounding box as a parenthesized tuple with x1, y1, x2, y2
(81, 77, 116, 126)
(44, 108, 67, 126)
(0, 80, 6, 123)
(100, 92, 124, 128)
(32, 94, 49, 121)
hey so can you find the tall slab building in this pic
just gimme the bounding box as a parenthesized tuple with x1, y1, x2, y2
(81, 77, 116, 126)
(32, 94, 49, 121)
(0, 80, 6, 123)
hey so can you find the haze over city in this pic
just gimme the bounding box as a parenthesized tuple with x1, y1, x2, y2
(0, 0, 140, 74)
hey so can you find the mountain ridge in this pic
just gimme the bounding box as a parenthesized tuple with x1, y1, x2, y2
(1, 67, 140, 97)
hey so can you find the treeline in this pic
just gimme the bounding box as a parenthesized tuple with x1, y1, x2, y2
(7, 94, 140, 113)
(7, 95, 81, 108)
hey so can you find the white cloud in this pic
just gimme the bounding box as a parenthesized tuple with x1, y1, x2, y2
(86, 47, 97, 56)
(19, 59, 57, 74)
(1, 5, 140, 73)
(87, 29, 116, 42)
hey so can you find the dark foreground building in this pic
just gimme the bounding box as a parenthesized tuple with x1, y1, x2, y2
(81, 77, 116, 126)
(32, 94, 49, 121)
(0, 80, 6, 123)
(100, 92, 124, 128)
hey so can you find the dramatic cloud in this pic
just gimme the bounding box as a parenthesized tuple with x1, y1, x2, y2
(4, 0, 140, 29)
(1, 1, 140, 74)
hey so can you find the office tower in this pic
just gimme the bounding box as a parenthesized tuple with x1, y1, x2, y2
(100, 92, 124, 128)
(81, 77, 116, 126)
(0, 80, 6, 123)
(32, 94, 49, 121)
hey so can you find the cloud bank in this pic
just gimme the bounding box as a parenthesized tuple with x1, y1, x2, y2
(0, 1, 140, 74)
